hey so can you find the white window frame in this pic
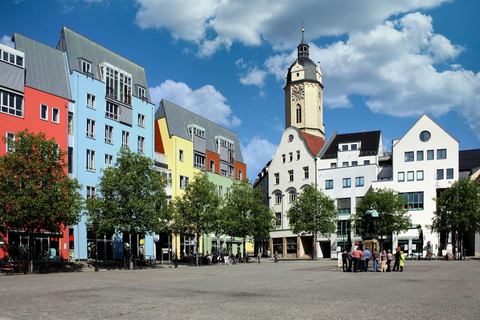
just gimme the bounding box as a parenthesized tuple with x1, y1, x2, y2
(122, 131, 130, 148)
(86, 186, 95, 199)
(40, 104, 48, 121)
(180, 175, 189, 189)
(6, 132, 15, 153)
(179, 149, 184, 162)
(86, 119, 95, 139)
(275, 192, 282, 205)
(288, 170, 294, 182)
(86, 93, 96, 109)
(86, 149, 96, 172)
(137, 136, 145, 154)
(138, 113, 145, 128)
(105, 154, 113, 168)
(105, 125, 113, 144)
(51, 107, 60, 124)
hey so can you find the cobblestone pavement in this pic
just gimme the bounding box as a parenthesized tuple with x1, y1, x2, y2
(1, 259, 479, 320)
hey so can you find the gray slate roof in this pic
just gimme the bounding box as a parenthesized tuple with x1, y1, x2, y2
(13, 33, 72, 101)
(56, 26, 151, 103)
(320, 130, 382, 159)
(155, 99, 244, 163)
(286, 57, 320, 86)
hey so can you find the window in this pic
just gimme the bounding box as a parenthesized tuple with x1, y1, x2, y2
(288, 190, 296, 202)
(86, 119, 95, 139)
(405, 151, 414, 162)
(82, 60, 92, 74)
(288, 170, 294, 182)
(343, 178, 351, 188)
(219, 185, 223, 197)
(342, 145, 348, 151)
(137, 136, 145, 154)
(446, 168, 454, 179)
(52, 108, 59, 123)
(337, 198, 351, 215)
(138, 114, 145, 127)
(398, 172, 405, 182)
(103, 64, 132, 105)
(402, 192, 424, 210)
(331, 163, 337, 168)
(352, 161, 358, 166)
(179, 149, 184, 161)
(274, 173, 279, 185)
(209, 160, 215, 172)
(437, 169, 444, 180)
(417, 170, 424, 181)
(437, 149, 447, 160)
(86, 149, 95, 172)
(138, 87, 146, 99)
(325, 180, 333, 190)
(105, 101, 118, 120)
(275, 192, 282, 205)
(180, 175, 189, 189)
(105, 125, 113, 144)
(427, 150, 434, 160)
(289, 152, 293, 162)
(303, 166, 309, 179)
(238, 169, 243, 180)
(105, 154, 113, 168)
(407, 171, 414, 181)
(282, 154, 285, 163)
(419, 131, 431, 142)
(296, 105, 302, 123)
(342, 162, 348, 167)
(296, 150, 300, 160)
(40, 104, 48, 120)
(194, 153, 205, 170)
(417, 150, 424, 161)
(337, 220, 351, 236)
(122, 131, 130, 148)
(0, 89, 24, 117)
(355, 177, 364, 187)
(275, 213, 281, 226)
(87, 93, 96, 109)
(68, 147, 73, 174)
(6, 132, 15, 153)
(226, 187, 230, 196)
(68, 112, 73, 135)
(364, 160, 370, 165)
(86, 186, 95, 199)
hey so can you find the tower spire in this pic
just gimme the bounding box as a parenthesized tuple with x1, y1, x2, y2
(298, 25, 309, 58)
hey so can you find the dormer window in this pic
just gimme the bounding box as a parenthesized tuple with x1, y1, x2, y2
(187, 124, 205, 140)
(0, 44, 24, 68)
(82, 60, 91, 74)
(138, 86, 146, 99)
(100, 62, 132, 105)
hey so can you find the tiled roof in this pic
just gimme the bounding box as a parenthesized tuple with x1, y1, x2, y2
(300, 131, 326, 156)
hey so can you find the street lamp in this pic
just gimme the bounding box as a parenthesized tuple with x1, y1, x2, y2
(230, 229, 233, 257)
(173, 225, 179, 268)
(92, 220, 99, 272)
(417, 225, 423, 260)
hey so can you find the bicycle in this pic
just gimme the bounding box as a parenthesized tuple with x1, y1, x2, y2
(226, 256, 238, 265)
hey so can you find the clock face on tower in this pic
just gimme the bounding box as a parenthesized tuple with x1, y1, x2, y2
(291, 84, 304, 101)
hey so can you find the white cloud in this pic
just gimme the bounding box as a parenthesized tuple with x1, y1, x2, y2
(1, 35, 14, 48)
(239, 66, 267, 87)
(150, 80, 241, 128)
(241, 136, 277, 182)
(134, 0, 450, 56)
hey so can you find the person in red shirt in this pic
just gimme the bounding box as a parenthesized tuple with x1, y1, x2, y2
(352, 247, 362, 273)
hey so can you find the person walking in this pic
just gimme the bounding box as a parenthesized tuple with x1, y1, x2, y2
(342, 251, 348, 272)
(360, 248, 367, 272)
(274, 251, 279, 263)
(380, 250, 387, 272)
(364, 247, 371, 272)
(373, 248, 380, 272)
(257, 251, 261, 264)
(392, 247, 401, 271)
(399, 249, 405, 272)
(386, 250, 393, 272)
(347, 250, 353, 272)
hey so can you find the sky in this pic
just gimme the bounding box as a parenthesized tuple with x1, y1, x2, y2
(2, 0, 480, 182)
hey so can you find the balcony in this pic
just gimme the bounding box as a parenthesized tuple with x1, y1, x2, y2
(155, 152, 168, 169)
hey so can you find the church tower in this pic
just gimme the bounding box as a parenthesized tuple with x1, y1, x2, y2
(284, 28, 325, 138)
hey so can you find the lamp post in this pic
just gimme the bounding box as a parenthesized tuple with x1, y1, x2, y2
(230, 229, 233, 257)
(92, 220, 99, 272)
(173, 225, 178, 268)
(417, 225, 423, 260)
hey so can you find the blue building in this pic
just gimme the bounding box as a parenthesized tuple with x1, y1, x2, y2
(57, 27, 155, 261)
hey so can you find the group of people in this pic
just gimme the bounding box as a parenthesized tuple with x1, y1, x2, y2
(342, 246, 405, 273)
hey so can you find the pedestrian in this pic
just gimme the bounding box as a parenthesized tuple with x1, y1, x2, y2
(399, 249, 405, 272)
(373, 248, 380, 272)
(352, 247, 362, 273)
(380, 250, 387, 272)
(392, 247, 400, 271)
(257, 250, 261, 264)
(360, 248, 366, 272)
(364, 247, 371, 272)
(274, 251, 279, 263)
(386, 249, 393, 272)
(342, 251, 348, 272)
(347, 250, 352, 272)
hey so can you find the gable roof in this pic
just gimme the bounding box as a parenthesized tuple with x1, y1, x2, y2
(300, 131, 326, 156)
(320, 130, 381, 159)
(155, 99, 244, 163)
(459, 149, 480, 172)
(56, 26, 150, 103)
(13, 33, 72, 100)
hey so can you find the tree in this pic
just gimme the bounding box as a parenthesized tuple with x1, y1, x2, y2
(222, 179, 275, 261)
(86, 148, 169, 269)
(173, 172, 221, 266)
(0, 130, 84, 273)
(353, 188, 411, 246)
(286, 184, 337, 259)
(431, 178, 480, 258)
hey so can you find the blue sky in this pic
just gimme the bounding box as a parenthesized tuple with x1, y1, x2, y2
(2, 0, 480, 182)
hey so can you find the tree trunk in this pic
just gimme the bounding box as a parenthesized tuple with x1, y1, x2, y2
(129, 233, 133, 270)
(195, 233, 199, 266)
(243, 237, 246, 262)
(28, 234, 34, 274)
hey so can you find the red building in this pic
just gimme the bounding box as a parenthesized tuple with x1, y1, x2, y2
(0, 34, 73, 261)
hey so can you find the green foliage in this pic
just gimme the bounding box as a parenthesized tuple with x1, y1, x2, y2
(431, 178, 480, 235)
(353, 188, 411, 236)
(0, 130, 84, 236)
(173, 172, 221, 235)
(222, 179, 275, 239)
(287, 184, 337, 237)
(86, 148, 169, 235)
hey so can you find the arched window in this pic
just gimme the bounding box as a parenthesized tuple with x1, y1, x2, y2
(296, 105, 302, 123)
